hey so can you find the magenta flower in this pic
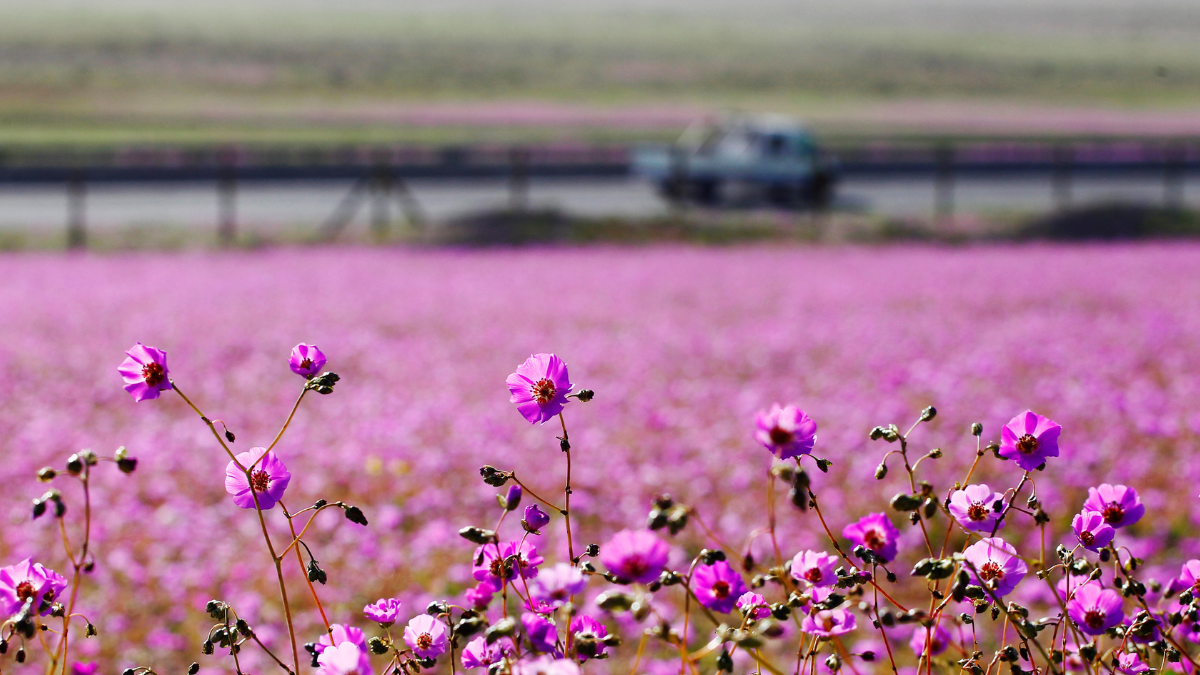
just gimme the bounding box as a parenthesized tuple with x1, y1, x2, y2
(506, 354, 572, 424)
(117, 343, 172, 402)
(1067, 583, 1124, 635)
(736, 592, 771, 620)
(530, 563, 587, 607)
(692, 560, 748, 614)
(316, 625, 371, 675)
(1117, 652, 1151, 675)
(600, 529, 670, 584)
(363, 597, 402, 626)
(801, 608, 857, 637)
(224, 447, 291, 510)
(404, 615, 449, 659)
(570, 615, 609, 661)
(290, 343, 327, 378)
(1072, 511, 1115, 552)
(963, 537, 1027, 598)
(947, 484, 1006, 533)
(1179, 560, 1200, 595)
(72, 663, 99, 675)
(0, 558, 68, 616)
(473, 540, 544, 583)
(318, 642, 365, 675)
(522, 612, 559, 653)
(464, 581, 496, 610)
(998, 410, 1061, 471)
(461, 636, 512, 670)
(842, 513, 899, 563)
(790, 550, 838, 587)
(510, 656, 580, 675)
(523, 504, 551, 532)
(1083, 484, 1144, 529)
(909, 622, 954, 657)
(753, 404, 817, 460)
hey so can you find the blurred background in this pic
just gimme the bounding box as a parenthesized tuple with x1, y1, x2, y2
(0, 0, 1199, 246)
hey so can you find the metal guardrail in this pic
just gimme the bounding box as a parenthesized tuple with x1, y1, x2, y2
(1, 139, 1197, 246)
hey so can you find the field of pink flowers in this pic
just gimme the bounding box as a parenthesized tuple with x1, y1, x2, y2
(2, 244, 1200, 674)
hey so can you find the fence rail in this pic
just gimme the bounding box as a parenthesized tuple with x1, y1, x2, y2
(2, 139, 1198, 246)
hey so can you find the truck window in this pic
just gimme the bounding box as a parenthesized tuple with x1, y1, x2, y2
(766, 134, 787, 157)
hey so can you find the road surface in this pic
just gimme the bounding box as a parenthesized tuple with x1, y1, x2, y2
(0, 175, 1195, 236)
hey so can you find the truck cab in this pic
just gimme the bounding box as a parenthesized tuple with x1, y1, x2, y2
(633, 114, 838, 206)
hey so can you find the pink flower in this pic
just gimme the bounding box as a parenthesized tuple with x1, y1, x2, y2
(522, 612, 559, 654)
(753, 404, 817, 459)
(1067, 583, 1124, 635)
(404, 615, 449, 659)
(0, 558, 68, 617)
(464, 580, 497, 610)
(1117, 652, 1151, 675)
(506, 354, 572, 424)
(998, 410, 1061, 471)
(1083, 484, 1144, 529)
(461, 636, 512, 669)
(315, 626, 371, 675)
(736, 592, 771, 620)
(963, 537, 1027, 598)
(842, 513, 899, 563)
(473, 540, 544, 583)
(290, 343, 327, 378)
(570, 614, 609, 661)
(72, 663, 99, 675)
(909, 623, 955, 657)
(692, 560, 748, 614)
(600, 529, 670, 584)
(1072, 511, 1115, 552)
(224, 447, 291, 510)
(318, 642, 364, 675)
(947, 484, 1006, 533)
(790, 550, 838, 587)
(530, 563, 587, 607)
(363, 597, 402, 626)
(801, 608, 857, 637)
(117, 343, 172, 402)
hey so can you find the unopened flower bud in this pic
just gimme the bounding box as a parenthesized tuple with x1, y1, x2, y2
(920, 406, 937, 422)
(66, 454, 84, 475)
(574, 389, 594, 402)
(86, 623, 97, 637)
(79, 449, 98, 465)
(37, 467, 56, 482)
(503, 485, 523, 511)
(117, 457, 138, 474)
(971, 422, 983, 436)
(875, 464, 888, 480)
(188, 663, 200, 675)
(32, 499, 46, 520)
(522, 505, 550, 533)
(16, 648, 26, 663)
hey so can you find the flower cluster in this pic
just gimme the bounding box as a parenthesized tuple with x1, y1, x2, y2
(3, 243, 1200, 675)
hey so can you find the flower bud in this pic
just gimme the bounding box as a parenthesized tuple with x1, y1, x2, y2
(920, 406, 937, 422)
(117, 457, 138, 474)
(32, 499, 46, 520)
(503, 485, 523, 511)
(522, 505, 550, 533)
(37, 467, 56, 482)
(875, 463, 888, 480)
(825, 653, 842, 672)
(16, 648, 26, 664)
(574, 389, 595, 402)
(188, 664, 200, 675)
(585, 543, 599, 557)
(971, 422, 983, 436)
(86, 623, 97, 637)
(66, 454, 84, 475)
(79, 449, 98, 465)
(202, 640, 214, 655)
(860, 651, 875, 662)
(342, 505, 368, 526)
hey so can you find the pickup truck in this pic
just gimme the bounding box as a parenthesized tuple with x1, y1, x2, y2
(633, 114, 839, 207)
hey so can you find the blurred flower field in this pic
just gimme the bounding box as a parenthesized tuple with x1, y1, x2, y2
(1, 244, 1200, 673)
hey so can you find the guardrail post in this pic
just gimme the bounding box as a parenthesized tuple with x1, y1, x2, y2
(370, 162, 392, 241)
(934, 144, 955, 225)
(509, 146, 529, 213)
(218, 163, 237, 246)
(1165, 142, 1185, 210)
(1052, 144, 1073, 211)
(66, 173, 86, 250)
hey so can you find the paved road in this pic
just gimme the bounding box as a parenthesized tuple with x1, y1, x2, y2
(0, 175, 1195, 235)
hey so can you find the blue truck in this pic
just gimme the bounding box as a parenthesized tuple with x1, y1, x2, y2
(633, 114, 839, 207)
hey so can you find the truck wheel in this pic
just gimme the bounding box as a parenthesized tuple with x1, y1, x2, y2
(805, 172, 835, 209)
(691, 180, 721, 205)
